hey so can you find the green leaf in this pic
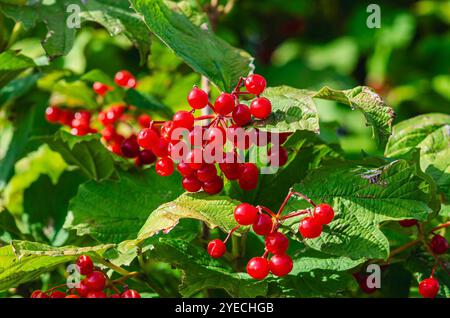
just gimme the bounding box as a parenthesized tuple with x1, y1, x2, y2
(137, 192, 241, 243)
(289, 159, 436, 259)
(124, 89, 173, 118)
(129, 0, 254, 91)
(80, 69, 115, 86)
(0, 73, 40, 107)
(0, 241, 114, 291)
(52, 80, 97, 109)
(146, 238, 268, 297)
(0, 51, 35, 87)
(41, 130, 116, 181)
(385, 113, 450, 198)
(66, 169, 183, 243)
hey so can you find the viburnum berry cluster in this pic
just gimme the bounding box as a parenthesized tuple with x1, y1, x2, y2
(137, 74, 291, 194)
(30, 255, 141, 298)
(207, 189, 335, 280)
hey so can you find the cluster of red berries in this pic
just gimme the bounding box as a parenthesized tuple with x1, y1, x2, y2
(137, 74, 290, 194)
(30, 255, 140, 298)
(207, 190, 335, 280)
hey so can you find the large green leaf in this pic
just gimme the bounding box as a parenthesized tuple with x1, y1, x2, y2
(42, 130, 116, 181)
(287, 159, 436, 259)
(66, 169, 183, 243)
(130, 0, 254, 92)
(0, 241, 114, 291)
(0, 51, 35, 87)
(0, 0, 151, 63)
(385, 113, 450, 198)
(0, 74, 40, 107)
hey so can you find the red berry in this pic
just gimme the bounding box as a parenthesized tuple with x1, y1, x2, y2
(114, 70, 136, 88)
(250, 97, 272, 119)
(121, 136, 140, 158)
(313, 204, 335, 225)
(265, 232, 289, 254)
(419, 277, 440, 298)
(101, 126, 117, 142)
(76, 279, 90, 297)
(430, 234, 448, 254)
(207, 239, 226, 258)
(31, 290, 48, 298)
(234, 203, 258, 225)
(268, 146, 289, 167)
(71, 127, 90, 136)
(202, 175, 224, 194)
(232, 104, 252, 126)
(85, 271, 106, 292)
(196, 164, 217, 183)
(177, 162, 195, 177)
(182, 176, 202, 192)
(353, 272, 377, 294)
(214, 93, 235, 115)
(186, 148, 204, 170)
(155, 157, 174, 176)
(151, 138, 170, 158)
(59, 110, 75, 126)
(246, 257, 269, 280)
(252, 213, 273, 236)
(87, 291, 107, 298)
(173, 110, 194, 130)
(219, 162, 241, 180)
(65, 294, 80, 298)
(121, 290, 141, 298)
(188, 87, 209, 109)
(50, 291, 66, 298)
(205, 126, 226, 146)
(244, 74, 267, 95)
(93, 82, 111, 96)
(399, 219, 418, 227)
(136, 149, 157, 166)
(138, 114, 152, 128)
(137, 128, 159, 150)
(238, 163, 259, 190)
(298, 216, 323, 238)
(45, 106, 62, 123)
(188, 127, 205, 146)
(76, 255, 93, 275)
(269, 254, 293, 277)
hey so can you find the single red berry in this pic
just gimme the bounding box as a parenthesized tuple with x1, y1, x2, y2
(50, 291, 66, 298)
(151, 137, 170, 158)
(232, 104, 252, 126)
(234, 203, 258, 225)
(238, 163, 259, 191)
(250, 97, 272, 119)
(246, 257, 270, 280)
(31, 290, 48, 298)
(121, 136, 140, 158)
(313, 204, 335, 225)
(219, 162, 242, 180)
(121, 290, 141, 298)
(202, 175, 224, 194)
(76, 279, 90, 297)
(45, 106, 62, 123)
(182, 176, 202, 192)
(114, 70, 136, 88)
(65, 294, 80, 298)
(186, 148, 204, 170)
(155, 157, 174, 176)
(265, 232, 289, 254)
(173, 110, 194, 130)
(214, 93, 235, 115)
(252, 213, 273, 236)
(101, 126, 117, 142)
(269, 254, 293, 277)
(399, 219, 418, 227)
(205, 126, 226, 146)
(298, 216, 323, 238)
(187, 87, 209, 109)
(136, 149, 157, 166)
(108, 142, 122, 156)
(87, 291, 107, 298)
(76, 255, 94, 275)
(137, 128, 159, 150)
(85, 271, 106, 292)
(59, 110, 75, 126)
(196, 164, 217, 183)
(207, 239, 226, 258)
(93, 82, 111, 96)
(430, 234, 448, 255)
(353, 273, 377, 294)
(244, 74, 267, 95)
(268, 146, 289, 167)
(138, 114, 152, 128)
(177, 162, 195, 177)
(419, 277, 440, 298)
(71, 127, 90, 136)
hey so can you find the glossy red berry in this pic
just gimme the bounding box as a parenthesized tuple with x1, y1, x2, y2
(419, 277, 440, 298)
(76, 279, 90, 297)
(59, 110, 75, 126)
(188, 87, 209, 109)
(268, 146, 289, 167)
(71, 127, 90, 136)
(186, 148, 204, 170)
(269, 254, 293, 277)
(298, 216, 323, 238)
(151, 138, 170, 158)
(155, 157, 174, 176)
(219, 162, 241, 180)
(101, 126, 117, 142)
(50, 291, 66, 298)
(214, 93, 235, 115)
(137, 128, 159, 150)
(238, 163, 259, 190)
(85, 271, 106, 292)
(173, 110, 194, 130)
(430, 234, 448, 255)
(246, 257, 270, 280)
(31, 290, 48, 298)
(399, 219, 418, 227)
(114, 70, 136, 88)
(138, 114, 152, 128)
(177, 162, 194, 177)
(234, 203, 258, 225)
(207, 239, 226, 258)
(121, 290, 141, 298)
(202, 175, 224, 194)
(45, 106, 62, 123)
(252, 213, 273, 236)
(265, 232, 289, 254)
(244, 74, 266, 95)
(93, 82, 111, 96)
(250, 97, 272, 119)
(136, 149, 157, 166)
(121, 136, 140, 158)
(313, 204, 335, 225)
(232, 104, 252, 126)
(76, 255, 93, 275)
(182, 176, 202, 192)
(196, 164, 217, 183)
(87, 291, 107, 298)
